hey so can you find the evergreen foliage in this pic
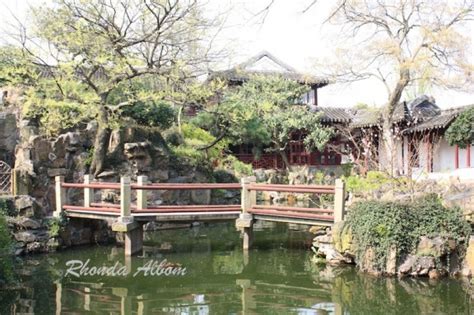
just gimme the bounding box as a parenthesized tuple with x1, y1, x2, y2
(0, 213, 13, 286)
(445, 108, 474, 149)
(194, 75, 333, 168)
(121, 100, 176, 129)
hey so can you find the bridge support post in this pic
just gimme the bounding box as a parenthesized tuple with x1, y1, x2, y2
(237, 176, 256, 250)
(84, 174, 94, 207)
(124, 224, 143, 256)
(54, 176, 66, 218)
(334, 179, 346, 223)
(112, 176, 143, 256)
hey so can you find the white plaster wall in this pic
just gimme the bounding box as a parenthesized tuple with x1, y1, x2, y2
(377, 138, 406, 174)
(434, 138, 457, 172)
(471, 145, 474, 167)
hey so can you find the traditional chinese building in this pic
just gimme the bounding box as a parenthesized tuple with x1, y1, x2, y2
(207, 51, 473, 177)
(208, 51, 351, 170)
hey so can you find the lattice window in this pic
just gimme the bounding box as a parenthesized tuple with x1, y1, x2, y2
(0, 161, 11, 194)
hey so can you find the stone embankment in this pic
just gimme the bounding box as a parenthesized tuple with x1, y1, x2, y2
(4, 195, 113, 255)
(312, 221, 474, 279)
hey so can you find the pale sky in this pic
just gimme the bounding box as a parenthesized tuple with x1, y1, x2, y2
(1, 0, 473, 109)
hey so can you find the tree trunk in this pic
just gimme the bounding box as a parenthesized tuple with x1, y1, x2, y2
(90, 105, 111, 177)
(177, 105, 183, 134)
(381, 118, 397, 176)
(382, 69, 410, 176)
(278, 149, 291, 171)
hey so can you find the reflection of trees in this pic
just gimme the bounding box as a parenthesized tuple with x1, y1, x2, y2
(2, 224, 473, 314)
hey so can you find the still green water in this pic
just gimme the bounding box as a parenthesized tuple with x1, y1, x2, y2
(1, 222, 473, 314)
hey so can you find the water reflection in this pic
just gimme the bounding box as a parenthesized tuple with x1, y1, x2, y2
(1, 222, 473, 314)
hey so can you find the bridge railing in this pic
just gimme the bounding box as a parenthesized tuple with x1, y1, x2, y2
(54, 175, 345, 223)
(54, 175, 243, 217)
(241, 177, 345, 223)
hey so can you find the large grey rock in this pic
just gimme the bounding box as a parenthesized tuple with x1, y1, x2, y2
(26, 242, 45, 254)
(14, 230, 48, 243)
(14, 231, 38, 243)
(14, 195, 41, 218)
(30, 136, 51, 164)
(13, 217, 42, 230)
(0, 112, 19, 157)
(191, 189, 211, 205)
(47, 168, 68, 177)
(417, 236, 446, 257)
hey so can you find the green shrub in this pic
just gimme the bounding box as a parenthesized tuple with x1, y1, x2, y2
(341, 163, 354, 177)
(0, 199, 15, 216)
(213, 169, 238, 183)
(170, 123, 228, 168)
(347, 194, 470, 271)
(45, 214, 68, 238)
(122, 100, 176, 128)
(445, 108, 474, 148)
(343, 171, 411, 194)
(163, 128, 184, 146)
(217, 155, 253, 177)
(0, 214, 14, 285)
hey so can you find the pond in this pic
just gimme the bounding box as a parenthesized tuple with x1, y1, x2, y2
(1, 222, 473, 314)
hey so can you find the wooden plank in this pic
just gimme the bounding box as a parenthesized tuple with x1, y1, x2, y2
(130, 183, 242, 190)
(133, 206, 241, 213)
(252, 205, 333, 213)
(248, 209, 334, 221)
(62, 183, 120, 189)
(253, 214, 333, 226)
(64, 205, 121, 212)
(248, 184, 335, 194)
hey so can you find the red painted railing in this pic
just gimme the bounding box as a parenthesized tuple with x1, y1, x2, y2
(54, 175, 345, 224)
(242, 182, 343, 223)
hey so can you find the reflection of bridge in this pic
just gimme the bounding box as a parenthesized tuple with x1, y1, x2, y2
(54, 175, 345, 255)
(54, 278, 345, 315)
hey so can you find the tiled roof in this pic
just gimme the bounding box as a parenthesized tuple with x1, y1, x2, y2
(405, 104, 474, 133)
(209, 51, 329, 87)
(350, 108, 382, 128)
(311, 106, 353, 123)
(211, 69, 329, 86)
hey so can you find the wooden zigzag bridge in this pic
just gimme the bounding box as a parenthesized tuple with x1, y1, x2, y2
(54, 175, 346, 256)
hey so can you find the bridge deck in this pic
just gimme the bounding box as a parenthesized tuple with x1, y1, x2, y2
(55, 175, 346, 255)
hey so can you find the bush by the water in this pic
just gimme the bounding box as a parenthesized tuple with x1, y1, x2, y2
(0, 213, 14, 285)
(347, 194, 471, 271)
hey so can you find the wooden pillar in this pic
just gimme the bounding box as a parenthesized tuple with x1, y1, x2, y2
(241, 176, 256, 213)
(120, 176, 131, 217)
(425, 138, 432, 173)
(83, 175, 94, 207)
(334, 179, 346, 223)
(136, 176, 148, 210)
(467, 144, 471, 168)
(455, 145, 460, 169)
(238, 176, 256, 250)
(54, 176, 66, 217)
